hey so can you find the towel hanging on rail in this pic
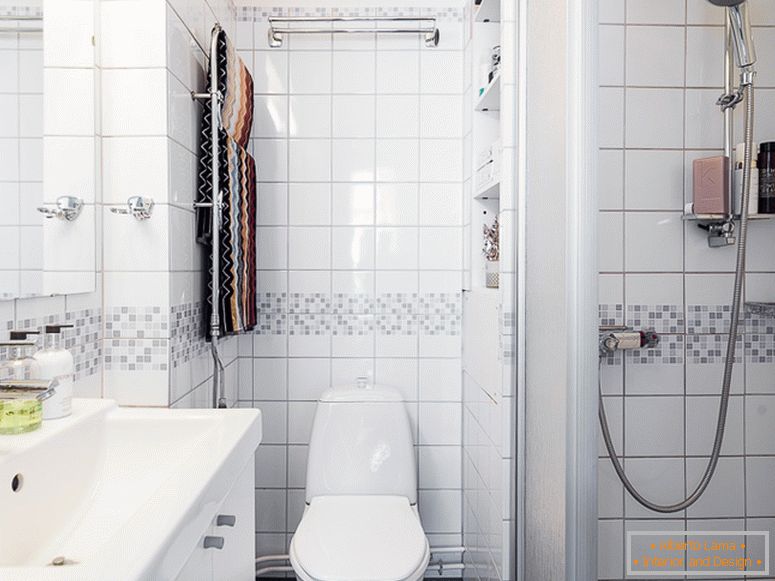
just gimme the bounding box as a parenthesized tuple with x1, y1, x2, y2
(197, 27, 254, 244)
(196, 26, 257, 336)
(220, 134, 257, 333)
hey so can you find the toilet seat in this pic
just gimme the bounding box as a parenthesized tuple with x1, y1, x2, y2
(289, 495, 430, 581)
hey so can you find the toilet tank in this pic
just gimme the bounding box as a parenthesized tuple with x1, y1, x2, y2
(305, 383, 417, 504)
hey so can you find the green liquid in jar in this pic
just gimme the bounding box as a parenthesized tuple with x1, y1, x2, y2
(0, 399, 42, 434)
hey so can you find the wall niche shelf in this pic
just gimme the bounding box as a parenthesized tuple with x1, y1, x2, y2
(474, 0, 500, 23)
(682, 212, 772, 222)
(746, 302, 775, 317)
(475, 180, 500, 200)
(475, 74, 500, 112)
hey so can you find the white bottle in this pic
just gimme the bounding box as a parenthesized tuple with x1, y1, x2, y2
(34, 324, 73, 419)
(733, 141, 759, 216)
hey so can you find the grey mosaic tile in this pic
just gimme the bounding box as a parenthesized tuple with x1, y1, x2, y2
(686, 304, 737, 335)
(170, 302, 208, 368)
(746, 333, 775, 364)
(600, 349, 623, 366)
(258, 292, 287, 315)
(64, 309, 102, 380)
(599, 303, 624, 326)
(626, 335, 684, 365)
(501, 309, 516, 336)
(0, 5, 42, 18)
(745, 311, 775, 335)
(289, 313, 331, 336)
(104, 338, 168, 372)
(376, 292, 418, 314)
(240, 5, 462, 23)
(418, 292, 462, 315)
(105, 306, 168, 339)
(332, 293, 374, 315)
(288, 293, 331, 314)
(627, 304, 684, 335)
(377, 313, 417, 336)
(0, 308, 102, 381)
(333, 314, 375, 336)
(686, 333, 743, 365)
(257, 313, 287, 335)
(420, 313, 461, 336)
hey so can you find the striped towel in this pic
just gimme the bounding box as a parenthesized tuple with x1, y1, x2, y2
(220, 135, 257, 333)
(196, 26, 257, 336)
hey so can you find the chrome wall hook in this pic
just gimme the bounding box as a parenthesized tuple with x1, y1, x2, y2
(37, 196, 84, 221)
(110, 196, 154, 220)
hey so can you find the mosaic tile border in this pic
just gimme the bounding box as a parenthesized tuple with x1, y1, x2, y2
(746, 333, 775, 364)
(0, 5, 42, 18)
(625, 335, 684, 365)
(104, 339, 168, 372)
(686, 304, 734, 335)
(257, 313, 287, 335)
(105, 306, 168, 339)
(262, 292, 462, 315)
(599, 302, 775, 365)
(500, 309, 516, 336)
(599, 303, 624, 327)
(170, 302, 208, 368)
(686, 334, 743, 365)
(0, 308, 102, 381)
(65, 309, 102, 381)
(239, 5, 463, 22)
(627, 304, 684, 334)
(257, 292, 462, 336)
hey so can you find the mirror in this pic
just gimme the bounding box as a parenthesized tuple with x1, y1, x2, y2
(0, 0, 96, 300)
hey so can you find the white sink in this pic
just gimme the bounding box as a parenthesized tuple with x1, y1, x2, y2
(0, 399, 262, 581)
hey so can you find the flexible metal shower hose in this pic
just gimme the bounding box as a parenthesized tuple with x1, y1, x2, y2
(598, 82, 755, 513)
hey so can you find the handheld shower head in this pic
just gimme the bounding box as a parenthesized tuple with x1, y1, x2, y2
(708, 0, 756, 69)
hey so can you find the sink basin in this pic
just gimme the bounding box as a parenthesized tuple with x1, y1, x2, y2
(0, 399, 262, 580)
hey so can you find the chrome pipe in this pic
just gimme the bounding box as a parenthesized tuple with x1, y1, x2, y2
(206, 24, 226, 409)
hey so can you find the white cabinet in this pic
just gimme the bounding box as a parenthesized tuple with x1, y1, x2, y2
(212, 458, 255, 580)
(176, 526, 213, 581)
(174, 458, 255, 581)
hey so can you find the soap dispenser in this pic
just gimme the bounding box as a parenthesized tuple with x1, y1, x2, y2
(1, 330, 41, 380)
(34, 324, 74, 419)
(0, 331, 44, 434)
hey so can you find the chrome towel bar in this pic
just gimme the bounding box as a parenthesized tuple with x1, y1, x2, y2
(267, 16, 440, 47)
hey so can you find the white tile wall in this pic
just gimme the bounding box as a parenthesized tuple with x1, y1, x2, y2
(462, 1, 517, 580)
(165, 0, 240, 410)
(598, 1, 775, 579)
(243, 3, 466, 563)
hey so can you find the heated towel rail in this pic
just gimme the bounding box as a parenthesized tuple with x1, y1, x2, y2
(191, 23, 227, 409)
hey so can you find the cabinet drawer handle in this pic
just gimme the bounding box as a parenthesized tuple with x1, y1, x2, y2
(216, 514, 236, 527)
(203, 536, 225, 550)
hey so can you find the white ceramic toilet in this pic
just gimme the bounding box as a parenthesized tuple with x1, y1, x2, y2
(289, 380, 430, 581)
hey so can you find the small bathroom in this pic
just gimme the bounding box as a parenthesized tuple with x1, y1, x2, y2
(0, 0, 772, 580)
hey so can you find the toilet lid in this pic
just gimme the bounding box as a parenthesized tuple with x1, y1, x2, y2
(290, 495, 429, 581)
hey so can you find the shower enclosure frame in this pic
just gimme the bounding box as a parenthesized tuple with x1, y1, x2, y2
(517, 0, 598, 578)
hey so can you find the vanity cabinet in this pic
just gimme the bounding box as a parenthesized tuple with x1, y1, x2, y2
(175, 459, 255, 581)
